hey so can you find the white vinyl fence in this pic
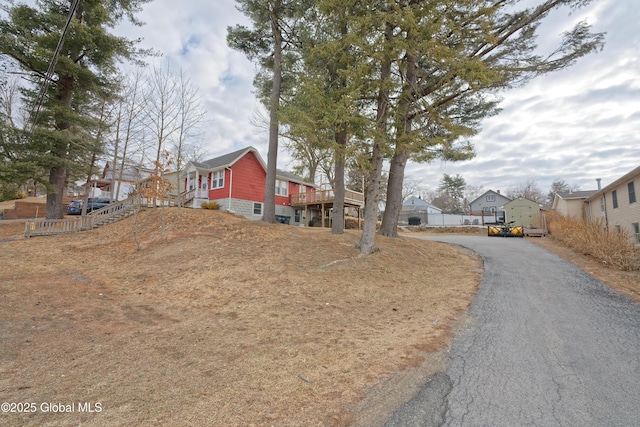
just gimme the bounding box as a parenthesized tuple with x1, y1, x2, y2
(399, 211, 499, 226)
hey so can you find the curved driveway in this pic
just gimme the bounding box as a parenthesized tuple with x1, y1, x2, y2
(384, 235, 640, 427)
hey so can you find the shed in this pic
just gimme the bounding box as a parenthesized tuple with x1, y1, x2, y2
(504, 197, 541, 228)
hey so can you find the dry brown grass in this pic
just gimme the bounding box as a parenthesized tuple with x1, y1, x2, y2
(0, 208, 481, 426)
(546, 212, 640, 271)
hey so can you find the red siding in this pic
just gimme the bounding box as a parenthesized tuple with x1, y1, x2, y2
(205, 150, 307, 207)
(208, 151, 269, 202)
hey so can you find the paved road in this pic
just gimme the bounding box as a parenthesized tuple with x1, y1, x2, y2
(384, 235, 640, 427)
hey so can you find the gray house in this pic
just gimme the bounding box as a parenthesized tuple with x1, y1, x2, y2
(399, 196, 441, 225)
(469, 190, 511, 223)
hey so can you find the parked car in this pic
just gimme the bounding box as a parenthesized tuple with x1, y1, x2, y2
(66, 200, 83, 215)
(66, 198, 114, 215)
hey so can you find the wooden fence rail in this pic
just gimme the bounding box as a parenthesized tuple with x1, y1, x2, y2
(24, 216, 95, 237)
(23, 197, 138, 237)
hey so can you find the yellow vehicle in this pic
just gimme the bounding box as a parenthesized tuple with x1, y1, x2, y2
(488, 221, 524, 237)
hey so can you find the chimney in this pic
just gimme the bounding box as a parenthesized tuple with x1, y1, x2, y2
(496, 189, 500, 194)
(596, 178, 601, 190)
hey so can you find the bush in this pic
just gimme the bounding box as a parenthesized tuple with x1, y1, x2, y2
(546, 212, 639, 271)
(0, 184, 26, 202)
(345, 217, 363, 229)
(200, 201, 220, 210)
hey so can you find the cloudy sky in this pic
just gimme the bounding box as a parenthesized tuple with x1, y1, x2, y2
(118, 0, 639, 196)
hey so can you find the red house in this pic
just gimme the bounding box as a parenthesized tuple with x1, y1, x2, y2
(183, 146, 317, 225)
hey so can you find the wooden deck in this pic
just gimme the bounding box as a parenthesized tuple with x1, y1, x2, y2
(290, 189, 364, 207)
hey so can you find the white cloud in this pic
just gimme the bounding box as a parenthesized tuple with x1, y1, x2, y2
(115, 0, 639, 193)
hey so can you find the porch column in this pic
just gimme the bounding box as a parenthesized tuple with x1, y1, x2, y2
(195, 170, 200, 197)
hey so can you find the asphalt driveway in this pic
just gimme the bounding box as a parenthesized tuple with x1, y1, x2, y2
(384, 235, 640, 427)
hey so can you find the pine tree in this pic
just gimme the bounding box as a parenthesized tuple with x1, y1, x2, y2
(377, 0, 604, 236)
(0, 0, 150, 218)
(228, 0, 314, 223)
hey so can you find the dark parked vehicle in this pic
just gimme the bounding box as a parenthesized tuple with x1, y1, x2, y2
(66, 198, 114, 215)
(66, 200, 83, 215)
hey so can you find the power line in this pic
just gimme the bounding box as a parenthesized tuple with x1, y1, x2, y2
(29, 0, 81, 131)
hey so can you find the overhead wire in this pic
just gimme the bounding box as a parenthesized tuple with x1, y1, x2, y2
(29, 0, 81, 131)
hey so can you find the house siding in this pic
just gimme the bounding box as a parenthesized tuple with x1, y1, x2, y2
(213, 198, 297, 223)
(185, 147, 316, 225)
(469, 191, 511, 218)
(601, 179, 640, 242)
(586, 168, 640, 245)
(555, 199, 585, 219)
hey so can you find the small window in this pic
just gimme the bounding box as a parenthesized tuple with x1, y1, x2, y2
(253, 202, 262, 216)
(211, 171, 224, 189)
(629, 182, 636, 204)
(275, 179, 288, 196)
(486, 194, 496, 202)
(294, 209, 301, 223)
(612, 190, 618, 209)
(633, 223, 640, 244)
(614, 225, 621, 233)
(600, 196, 605, 212)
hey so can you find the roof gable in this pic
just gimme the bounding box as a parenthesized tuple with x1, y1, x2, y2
(188, 146, 315, 187)
(192, 146, 263, 171)
(403, 196, 440, 210)
(504, 197, 540, 208)
(470, 190, 511, 205)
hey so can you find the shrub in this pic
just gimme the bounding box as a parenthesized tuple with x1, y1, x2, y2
(200, 201, 220, 210)
(546, 212, 639, 271)
(0, 184, 25, 202)
(345, 217, 363, 229)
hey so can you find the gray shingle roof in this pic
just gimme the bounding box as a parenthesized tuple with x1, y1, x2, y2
(555, 190, 597, 200)
(192, 146, 254, 170)
(190, 146, 314, 186)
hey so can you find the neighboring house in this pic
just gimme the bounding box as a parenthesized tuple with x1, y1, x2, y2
(89, 161, 154, 200)
(403, 196, 441, 214)
(504, 197, 541, 228)
(182, 146, 318, 225)
(585, 166, 640, 245)
(551, 190, 597, 219)
(399, 196, 441, 225)
(469, 190, 511, 223)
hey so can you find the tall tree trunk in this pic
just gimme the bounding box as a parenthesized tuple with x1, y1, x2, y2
(379, 149, 409, 236)
(46, 74, 75, 219)
(358, 21, 393, 255)
(358, 140, 385, 255)
(263, 2, 283, 224)
(379, 48, 417, 237)
(331, 127, 347, 234)
(46, 165, 66, 219)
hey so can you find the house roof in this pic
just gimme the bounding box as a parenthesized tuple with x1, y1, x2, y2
(469, 189, 511, 205)
(191, 146, 259, 170)
(190, 146, 315, 187)
(585, 165, 640, 202)
(504, 196, 540, 207)
(402, 195, 441, 211)
(554, 190, 598, 200)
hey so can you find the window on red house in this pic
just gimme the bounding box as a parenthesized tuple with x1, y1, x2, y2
(275, 179, 288, 196)
(212, 170, 224, 189)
